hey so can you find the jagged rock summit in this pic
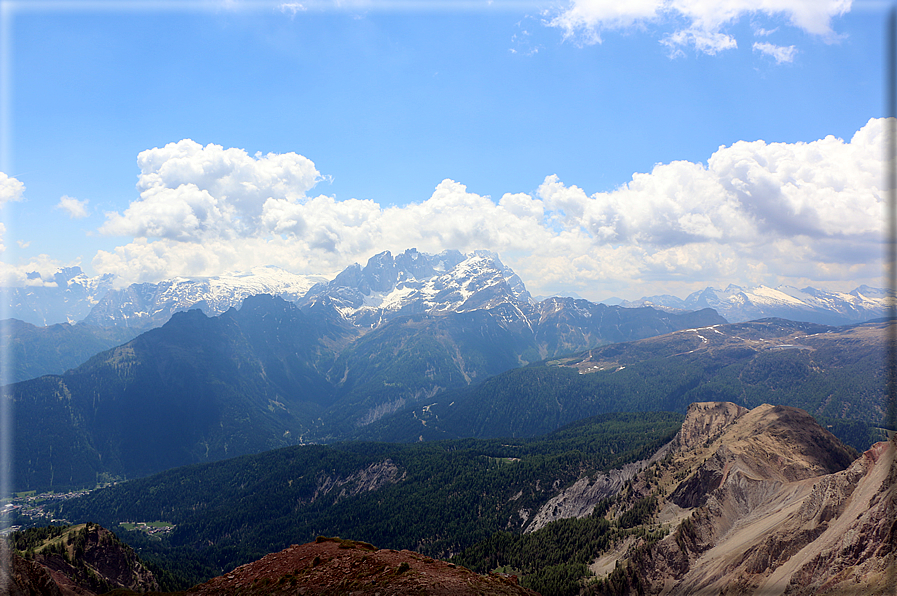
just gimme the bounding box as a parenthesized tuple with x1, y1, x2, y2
(591, 402, 894, 596)
(301, 248, 531, 327)
(187, 536, 538, 596)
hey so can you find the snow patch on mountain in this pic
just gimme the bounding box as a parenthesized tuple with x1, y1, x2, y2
(620, 283, 890, 325)
(80, 266, 327, 329)
(302, 248, 533, 327)
(4, 251, 887, 332)
(5, 267, 117, 326)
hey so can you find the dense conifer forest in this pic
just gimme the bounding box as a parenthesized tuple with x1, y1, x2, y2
(45, 412, 683, 590)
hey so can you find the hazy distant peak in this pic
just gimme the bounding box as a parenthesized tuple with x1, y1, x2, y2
(626, 283, 887, 325)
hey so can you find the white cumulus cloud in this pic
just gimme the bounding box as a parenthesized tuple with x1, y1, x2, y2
(56, 195, 90, 219)
(0, 172, 25, 206)
(280, 2, 306, 15)
(548, 0, 851, 55)
(92, 119, 883, 299)
(0, 254, 74, 287)
(100, 139, 321, 241)
(547, 0, 665, 43)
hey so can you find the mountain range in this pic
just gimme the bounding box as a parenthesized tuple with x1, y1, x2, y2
(11, 299, 889, 494)
(10, 288, 724, 492)
(352, 317, 890, 449)
(619, 283, 889, 326)
(5, 267, 116, 327)
(5, 249, 890, 330)
(6, 249, 889, 493)
(81, 266, 326, 330)
(5, 248, 892, 595)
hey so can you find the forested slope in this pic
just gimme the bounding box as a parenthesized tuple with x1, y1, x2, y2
(357, 319, 890, 452)
(48, 412, 683, 589)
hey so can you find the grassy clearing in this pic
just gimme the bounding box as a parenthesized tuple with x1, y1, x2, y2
(34, 524, 85, 554)
(118, 521, 175, 537)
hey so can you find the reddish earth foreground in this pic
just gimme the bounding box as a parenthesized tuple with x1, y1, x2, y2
(186, 536, 540, 596)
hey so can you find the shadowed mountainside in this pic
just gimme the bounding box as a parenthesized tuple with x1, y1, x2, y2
(359, 318, 889, 449)
(2, 319, 139, 384)
(11, 290, 724, 492)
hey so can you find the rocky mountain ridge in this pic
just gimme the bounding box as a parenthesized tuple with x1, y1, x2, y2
(4, 522, 158, 596)
(444, 401, 890, 595)
(301, 248, 532, 328)
(585, 402, 894, 595)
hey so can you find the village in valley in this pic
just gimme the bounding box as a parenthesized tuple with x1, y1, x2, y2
(2, 487, 175, 539)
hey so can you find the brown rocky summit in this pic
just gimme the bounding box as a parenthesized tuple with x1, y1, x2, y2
(187, 536, 539, 596)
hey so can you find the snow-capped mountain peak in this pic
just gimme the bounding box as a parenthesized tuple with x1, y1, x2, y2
(301, 249, 532, 327)
(80, 267, 327, 329)
(621, 283, 890, 325)
(5, 267, 117, 325)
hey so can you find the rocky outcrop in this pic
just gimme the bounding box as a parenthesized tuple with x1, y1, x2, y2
(525, 402, 753, 533)
(524, 460, 647, 533)
(9, 523, 158, 596)
(312, 459, 405, 503)
(0, 543, 64, 596)
(187, 536, 539, 596)
(774, 440, 896, 595)
(672, 401, 747, 451)
(588, 402, 888, 596)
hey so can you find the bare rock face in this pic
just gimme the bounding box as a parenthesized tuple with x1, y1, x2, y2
(311, 459, 405, 504)
(591, 402, 890, 596)
(673, 401, 748, 451)
(775, 440, 896, 595)
(669, 404, 855, 513)
(9, 523, 158, 596)
(525, 461, 647, 533)
(187, 536, 539, 596)
(0, 543, 64, 596)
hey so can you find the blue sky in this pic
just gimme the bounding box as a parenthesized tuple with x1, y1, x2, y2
(0, 0, 888, 300)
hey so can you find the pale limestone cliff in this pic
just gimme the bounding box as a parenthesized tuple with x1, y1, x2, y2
(587, 402, 890, 596)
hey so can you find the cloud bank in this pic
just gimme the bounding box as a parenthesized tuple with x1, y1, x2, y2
(547, 0, 851, 56)
(90, 119, 883, 299)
